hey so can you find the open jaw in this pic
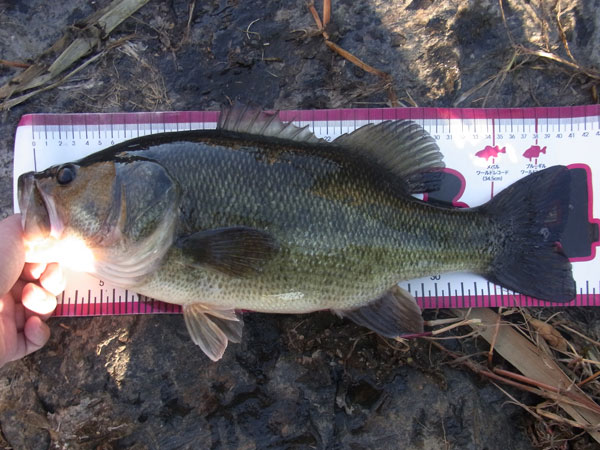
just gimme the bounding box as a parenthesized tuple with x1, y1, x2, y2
(18, 172, 64, 241)
(17, 172, 93, 269)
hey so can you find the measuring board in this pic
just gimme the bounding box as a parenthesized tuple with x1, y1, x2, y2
(12, 106, 600, 317)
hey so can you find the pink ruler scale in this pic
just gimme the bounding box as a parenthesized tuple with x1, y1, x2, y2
(12, 106, 600, 317)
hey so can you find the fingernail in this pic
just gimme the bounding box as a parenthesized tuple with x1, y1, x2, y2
(24, 316, 50, 348)
(22, 284, 57, 316)
(29, 263, 46, 280)
(40, 263, 66, 296)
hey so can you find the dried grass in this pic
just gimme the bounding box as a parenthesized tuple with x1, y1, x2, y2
(0, 0, 150, 110)
(429, 308, 600, 448)
(456, 0, 599, 107)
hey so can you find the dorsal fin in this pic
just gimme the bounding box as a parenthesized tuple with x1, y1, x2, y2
(218, 104, 323, 144)
(333, 120, 445, 193)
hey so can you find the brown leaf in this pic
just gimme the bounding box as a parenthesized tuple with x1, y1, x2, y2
(528, 317, 568, 352)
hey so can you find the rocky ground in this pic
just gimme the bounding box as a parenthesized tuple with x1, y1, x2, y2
(1, 0, 600, 448)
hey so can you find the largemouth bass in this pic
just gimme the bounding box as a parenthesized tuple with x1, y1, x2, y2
(18, 106, 575, 360)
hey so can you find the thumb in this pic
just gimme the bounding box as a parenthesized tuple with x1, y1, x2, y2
(0, 215, 25, 297)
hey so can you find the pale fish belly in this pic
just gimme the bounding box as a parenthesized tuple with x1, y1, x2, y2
(131, 245, 404, 313)
(128, 204, 488, 313)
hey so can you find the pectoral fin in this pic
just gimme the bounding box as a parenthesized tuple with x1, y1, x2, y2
(178, 226, 278, 277)
(183, 303, 244, 361)
(333, 286, 423, 337)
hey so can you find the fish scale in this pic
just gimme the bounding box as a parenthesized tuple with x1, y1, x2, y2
(12, 106, 600, 320)
(64, 130, 494, 314)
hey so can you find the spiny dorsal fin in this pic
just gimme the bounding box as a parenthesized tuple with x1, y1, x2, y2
(218, 104, 323, 144)
(333, 120, 445, 194)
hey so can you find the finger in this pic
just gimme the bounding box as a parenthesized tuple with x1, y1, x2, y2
(0, 294, 17, 367)
(21, 283, 57, 317)
(21, 263, 47, 282)
(14, 303, 25, 332)
(24, 316, 50, 351)
(23, 305, 54, 323)
(39, 263, 65, 297)
(0, 215, 25, 297)
(10, 317, 50, 362)
(9, 279, 26, 302)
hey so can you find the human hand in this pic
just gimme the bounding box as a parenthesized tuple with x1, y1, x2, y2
(0, 214, 65, 367)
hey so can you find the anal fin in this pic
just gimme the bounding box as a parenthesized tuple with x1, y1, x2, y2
(183, 303, 244, 361)
(333, 286, 423, 337)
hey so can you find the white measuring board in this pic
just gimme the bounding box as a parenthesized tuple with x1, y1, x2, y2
(12, 107, 600, 316)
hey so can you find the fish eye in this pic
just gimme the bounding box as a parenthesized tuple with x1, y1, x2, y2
(56, 164, 77, 185)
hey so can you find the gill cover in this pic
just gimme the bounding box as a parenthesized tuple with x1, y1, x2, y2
(93, 158, 181, 287)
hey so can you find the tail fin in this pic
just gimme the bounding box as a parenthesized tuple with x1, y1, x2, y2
(482, 166, 575, 302)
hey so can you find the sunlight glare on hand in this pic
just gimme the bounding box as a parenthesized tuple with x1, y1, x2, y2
(24, 236, 95, 273)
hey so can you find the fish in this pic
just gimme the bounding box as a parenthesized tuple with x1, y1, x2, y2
(475, 145, 506, 161)
(17, 105, 576, 361)
(523, 145, 547, 160)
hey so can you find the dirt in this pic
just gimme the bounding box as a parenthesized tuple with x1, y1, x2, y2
(1, 0, 599, 448)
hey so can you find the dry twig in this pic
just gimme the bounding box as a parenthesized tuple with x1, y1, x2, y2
(0, 59, 30, 69)
(306, 1, 399, 106)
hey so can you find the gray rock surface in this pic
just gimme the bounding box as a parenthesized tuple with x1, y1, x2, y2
(1, 0, 599, 448)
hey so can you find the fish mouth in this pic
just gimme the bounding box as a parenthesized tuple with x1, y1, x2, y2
(17, 172, 63, 240)
(17, 172, 33, 225)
